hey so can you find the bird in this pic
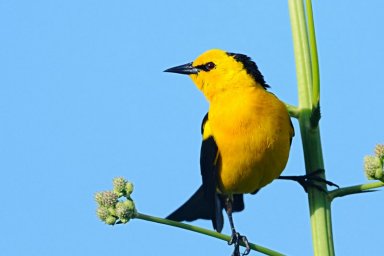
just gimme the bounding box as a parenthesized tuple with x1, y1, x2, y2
(164, 49, 294, 256)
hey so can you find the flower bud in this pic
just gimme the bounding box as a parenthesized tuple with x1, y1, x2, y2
(94, 191, 118, 207)
(113, 177, 127, 197)
(95, 178, 137, 226)
(94, 192, 104, 205)
(364, 156, 383, 180)
(107, 206, 117, 216)
(96, 206, 109, 221)
(119, 218, 130, 224)
(105, 215, 117, 225)
(125, 182, 134, 197)
(123, 199, 135, 211)
(375, 144, 384, 160)
(116, 199, 136, 222)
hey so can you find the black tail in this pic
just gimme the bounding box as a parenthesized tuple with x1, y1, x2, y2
(166, 186, 244, 233)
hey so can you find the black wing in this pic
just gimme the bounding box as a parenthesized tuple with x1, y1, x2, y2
(167, 113, 244, 232)
(199, 126, 223, 232)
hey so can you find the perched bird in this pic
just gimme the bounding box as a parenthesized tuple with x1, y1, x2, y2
(164, 49, 294, 255)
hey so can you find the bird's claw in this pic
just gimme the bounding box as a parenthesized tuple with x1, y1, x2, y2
(303, 169, 339, 192)
(228, 232, 250, 256)
(279, 169, 339, 193)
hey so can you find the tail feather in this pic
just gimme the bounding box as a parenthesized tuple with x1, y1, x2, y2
(166, 185, 223, 232)
(167, 186, 245, 233)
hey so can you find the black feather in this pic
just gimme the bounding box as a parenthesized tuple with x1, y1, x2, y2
(166, 114, 245, 232)
(227, 52, 269, 89)
(166, 185, 218, 221)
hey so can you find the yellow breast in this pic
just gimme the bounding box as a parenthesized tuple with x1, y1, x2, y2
(208, 86, 292, 194)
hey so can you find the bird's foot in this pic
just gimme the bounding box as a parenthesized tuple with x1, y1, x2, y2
(228, 231, 250, 256)
(279, 169, 339, 192)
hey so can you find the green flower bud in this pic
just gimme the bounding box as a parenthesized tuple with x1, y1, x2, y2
(113, 177, 127, 197)
(123, 199, 135, 211)
(364, 156, 383, 180)
(125, 182, 134, 197)
(116, 200, 136, 222)
(375, 144, 384, 160)
(95, 178, 137, 226)
(105, 215, 117, 225)
(115, 202, 129, 219)
(95, 191, 118, 207)
(119, 218, 130, 224)
(95, 192, 104, 206)
(96, 206, 109, 221)
(107, 206, 116, 216)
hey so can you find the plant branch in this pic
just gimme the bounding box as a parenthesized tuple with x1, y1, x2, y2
(135, 212, 285, 256)
(328, 181, 384, 201)
(286, 103, 300, 118)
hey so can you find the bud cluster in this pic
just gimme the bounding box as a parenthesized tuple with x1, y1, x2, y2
(364, 144, 384, 182)
(95, 177, 137, 225)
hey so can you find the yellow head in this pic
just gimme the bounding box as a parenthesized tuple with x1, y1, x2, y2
(165, 49, 269, 101)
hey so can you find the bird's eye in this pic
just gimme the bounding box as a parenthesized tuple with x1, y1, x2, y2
(204, 62, 216, 71)
(195, 62, 216, 72)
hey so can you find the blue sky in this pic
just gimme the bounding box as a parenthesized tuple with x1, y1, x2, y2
(1, 1, 383, 255)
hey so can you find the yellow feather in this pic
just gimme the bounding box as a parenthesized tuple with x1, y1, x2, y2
(191, 49, 293, 194)
(209, 87, 292, 193)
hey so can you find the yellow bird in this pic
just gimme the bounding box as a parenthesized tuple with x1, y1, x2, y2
(164, 49, 294, 255)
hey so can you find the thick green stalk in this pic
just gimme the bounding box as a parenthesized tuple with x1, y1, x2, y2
(288, 0, 335, 255)
(289, 0, 312, 106)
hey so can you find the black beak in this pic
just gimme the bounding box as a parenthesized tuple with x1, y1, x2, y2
(164, 62, 199, 75)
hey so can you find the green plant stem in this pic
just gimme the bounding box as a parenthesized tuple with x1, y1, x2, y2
(305, 0, 320, 110)
(289, 0, 335, 255)
(289, 0, 312, 108)
(286, 103, 300, 119)
(135, 213, 285, 256)
(328, 181, 384, 201)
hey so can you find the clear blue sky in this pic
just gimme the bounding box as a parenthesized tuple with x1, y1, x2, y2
(1, 1, 383, 255)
